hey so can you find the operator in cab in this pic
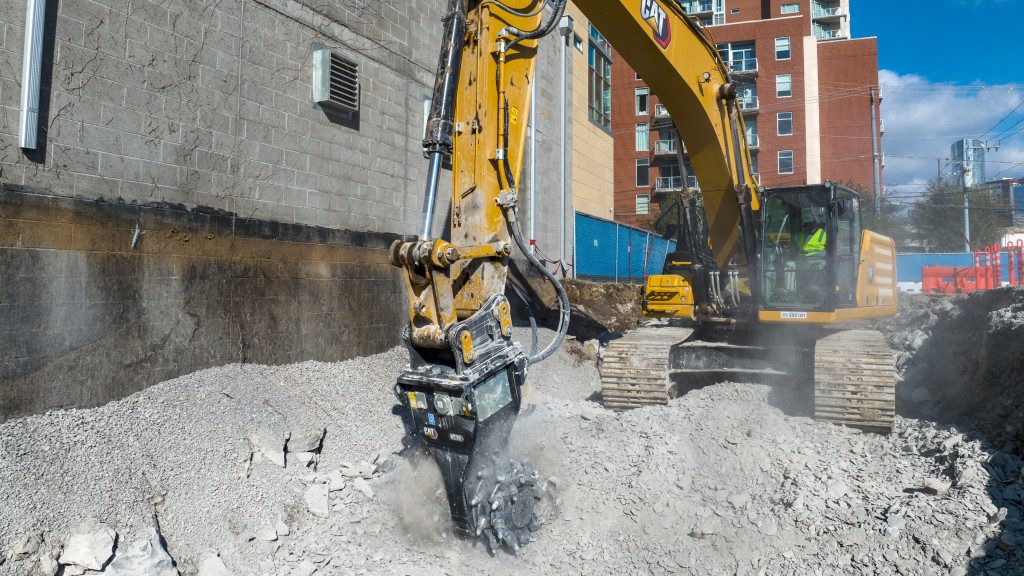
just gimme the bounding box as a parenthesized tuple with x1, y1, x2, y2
(795, 208, 827, 259)
(784, 208, 827, 293)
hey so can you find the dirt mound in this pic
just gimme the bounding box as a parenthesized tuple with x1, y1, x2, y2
(562, 280, 642, 341)
(893, 287, 1024, 452)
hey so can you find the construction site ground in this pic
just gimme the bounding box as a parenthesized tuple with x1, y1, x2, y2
(3, 284, 1024, 575)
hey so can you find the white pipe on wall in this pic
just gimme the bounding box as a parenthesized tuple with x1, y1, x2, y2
(529, 78, 536, 254)
(19, 0, 46, 150)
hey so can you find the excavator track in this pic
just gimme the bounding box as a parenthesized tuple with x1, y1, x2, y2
(813, 329, 895, 433)
(600, 327, 693, 410)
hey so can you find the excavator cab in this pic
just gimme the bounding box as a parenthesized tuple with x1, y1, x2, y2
(760, 183, 841, 310)
(758, 181, 897, 322)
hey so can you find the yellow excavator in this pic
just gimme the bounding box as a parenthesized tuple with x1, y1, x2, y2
(387, 0, 897, 552)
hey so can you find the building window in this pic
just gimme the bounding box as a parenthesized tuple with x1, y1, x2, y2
(636, 123, 649, 152)
(778, 150, 794, 174)
(775, 37, 791, 60)
(781, 3, 800, 14)
(636, 194, 651, 215)
(588, 25, 612, 130)
(776, 74, 792, 98)
(778, 112, 793, 135)
(636, 158, 650, 187)
(717, 42, 757, 73)
(635, 88, 649, 115)
(635, 71, 642, 81)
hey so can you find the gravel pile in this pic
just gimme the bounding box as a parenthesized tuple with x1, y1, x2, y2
(2, 308, 1023, 575)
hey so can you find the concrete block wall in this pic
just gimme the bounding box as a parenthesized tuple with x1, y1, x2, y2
(0, 0, 576, 420)
(0, 0, 448, 234)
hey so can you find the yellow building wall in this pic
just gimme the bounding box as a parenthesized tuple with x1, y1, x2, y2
(565, 3, 615, 219)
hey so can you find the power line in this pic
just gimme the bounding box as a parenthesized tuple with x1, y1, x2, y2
(978, 99, 1024, 142)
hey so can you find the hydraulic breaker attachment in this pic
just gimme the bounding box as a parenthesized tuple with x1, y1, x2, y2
(394, 294, 545, 551)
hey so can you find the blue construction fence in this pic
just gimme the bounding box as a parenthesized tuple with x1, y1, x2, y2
(575, 212, 676, 283)
(573, 214, 1015, 286)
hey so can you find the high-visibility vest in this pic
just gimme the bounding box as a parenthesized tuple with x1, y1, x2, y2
(798, 228, 826, 255)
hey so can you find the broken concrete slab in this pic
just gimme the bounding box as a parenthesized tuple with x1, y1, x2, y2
(305, 484, 330, 518)
(288, 427, 326, 453)
(58, 526, 116, 571)
(250, 429, 288, 468)
(102, 529, 177, 576)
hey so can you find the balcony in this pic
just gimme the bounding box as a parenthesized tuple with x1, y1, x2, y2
(679, 0, 713, 15)
(814, 26, 846, 40)
(812, 2, 846, 20)
(746, 133, 759, 149)
(726, 57, 758, 76)
(655, 176, 684, 192)
(654, 139, 678, 156)
(652, 103, 672, 125)
(738, 95, 759, 113)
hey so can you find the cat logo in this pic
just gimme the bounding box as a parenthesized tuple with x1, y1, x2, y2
(646, 290, 678, 302)
(641, 0, 672, 49)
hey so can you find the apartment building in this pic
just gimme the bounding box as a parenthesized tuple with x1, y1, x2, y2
(609, 0, 883, 226)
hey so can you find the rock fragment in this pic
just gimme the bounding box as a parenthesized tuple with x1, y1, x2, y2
(58, 526, 117, 571)
(102, 529, 177, 576)
(353, 477, 375, 499)
(324, 469, 346, 491)
(293, 559, 318, 576)
(257, 523, 279, 541)
(197, 555, 235, 576)
(289, 427, 326, 453)
(923, 478, 951, 496)
(340, 461, 376, 479)
(250, 429, 288, 468)
(276, 519, 291, 537)
(6, 533, 41, 560)
(305, 484, 330, 518)
(29, 553, 59, 576)
(824, 480, 848, 500)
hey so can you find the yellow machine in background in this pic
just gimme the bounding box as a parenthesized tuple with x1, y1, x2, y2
(591, 2, 898, 433)
(388, 0, 897, 552)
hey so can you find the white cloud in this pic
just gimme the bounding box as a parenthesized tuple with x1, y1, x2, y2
(878, 70, 1024, 199)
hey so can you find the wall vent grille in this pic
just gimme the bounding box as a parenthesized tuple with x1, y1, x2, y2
(313, 46, 359, 113)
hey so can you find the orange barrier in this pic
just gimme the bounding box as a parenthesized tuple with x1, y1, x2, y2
(922, 242, 1024, 294)
(922, 266, 983, 294)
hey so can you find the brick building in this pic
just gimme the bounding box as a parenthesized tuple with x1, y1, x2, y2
(609, 0, 883, 226)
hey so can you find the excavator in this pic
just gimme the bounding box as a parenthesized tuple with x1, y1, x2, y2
(387, 0, 897, 553)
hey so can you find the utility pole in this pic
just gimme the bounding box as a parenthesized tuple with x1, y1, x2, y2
(954, 139, 1000, 251)
(958, 179, 966, 249)
(870, 87, 881, 217)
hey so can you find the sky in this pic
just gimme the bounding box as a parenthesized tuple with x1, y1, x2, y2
(852, 0, 1024, 199)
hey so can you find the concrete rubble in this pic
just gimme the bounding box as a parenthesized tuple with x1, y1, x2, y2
(1, 290, 1024, 574)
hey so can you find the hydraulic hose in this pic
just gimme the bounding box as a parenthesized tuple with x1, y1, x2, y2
(493, 0, 546, 18)
(504, 202, 571, 365)
(493, 0, 571, 366)
(503, 0, 566, 52)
